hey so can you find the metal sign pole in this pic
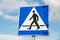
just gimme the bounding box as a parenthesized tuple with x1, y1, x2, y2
(32, 35, 35, 40)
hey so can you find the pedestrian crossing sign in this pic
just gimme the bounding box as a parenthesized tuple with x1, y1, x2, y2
(18, 6, 49, 35)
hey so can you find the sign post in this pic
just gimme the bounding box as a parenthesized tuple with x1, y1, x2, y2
(32, 36, 35, 40)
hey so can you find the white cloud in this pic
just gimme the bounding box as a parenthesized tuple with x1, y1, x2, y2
(0, 34, 24, 40)
(0, 11, 18, 22)
(0, 0, 39, 10)
(42, 0, 60, 22)
(42, 0, 59, 6)
(3, 15, 18, 22)
(0, 32, 60, 40)
(36, 32, 60, 40)
(0, 11, 4, 16)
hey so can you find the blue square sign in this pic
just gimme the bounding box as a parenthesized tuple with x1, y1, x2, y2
(18, 6, 49, 35)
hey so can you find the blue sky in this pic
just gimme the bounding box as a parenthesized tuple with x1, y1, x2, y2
(0, 0, 60, 40)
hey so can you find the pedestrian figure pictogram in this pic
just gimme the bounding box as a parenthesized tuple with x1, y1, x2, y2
(28, 10, 40, 29)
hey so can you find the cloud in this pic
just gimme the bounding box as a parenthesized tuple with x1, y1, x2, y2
(0, 11, 18, 22)
(1, 32, 59, 40)
(42, 0, 59, 6)
(0, 11, 4, 16)
(0, 33, 60, 40)
(0, 34, 24, 40)
(3, 15, 18, 22)
(0, 0, 39, 10)
(42, 0, 60, 22)
(36, 32, 60, 40)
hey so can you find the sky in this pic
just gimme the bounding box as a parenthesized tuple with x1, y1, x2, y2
(0, 0, 60, 40)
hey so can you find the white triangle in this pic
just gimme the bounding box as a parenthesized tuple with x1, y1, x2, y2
(19, 7, 48, 31)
